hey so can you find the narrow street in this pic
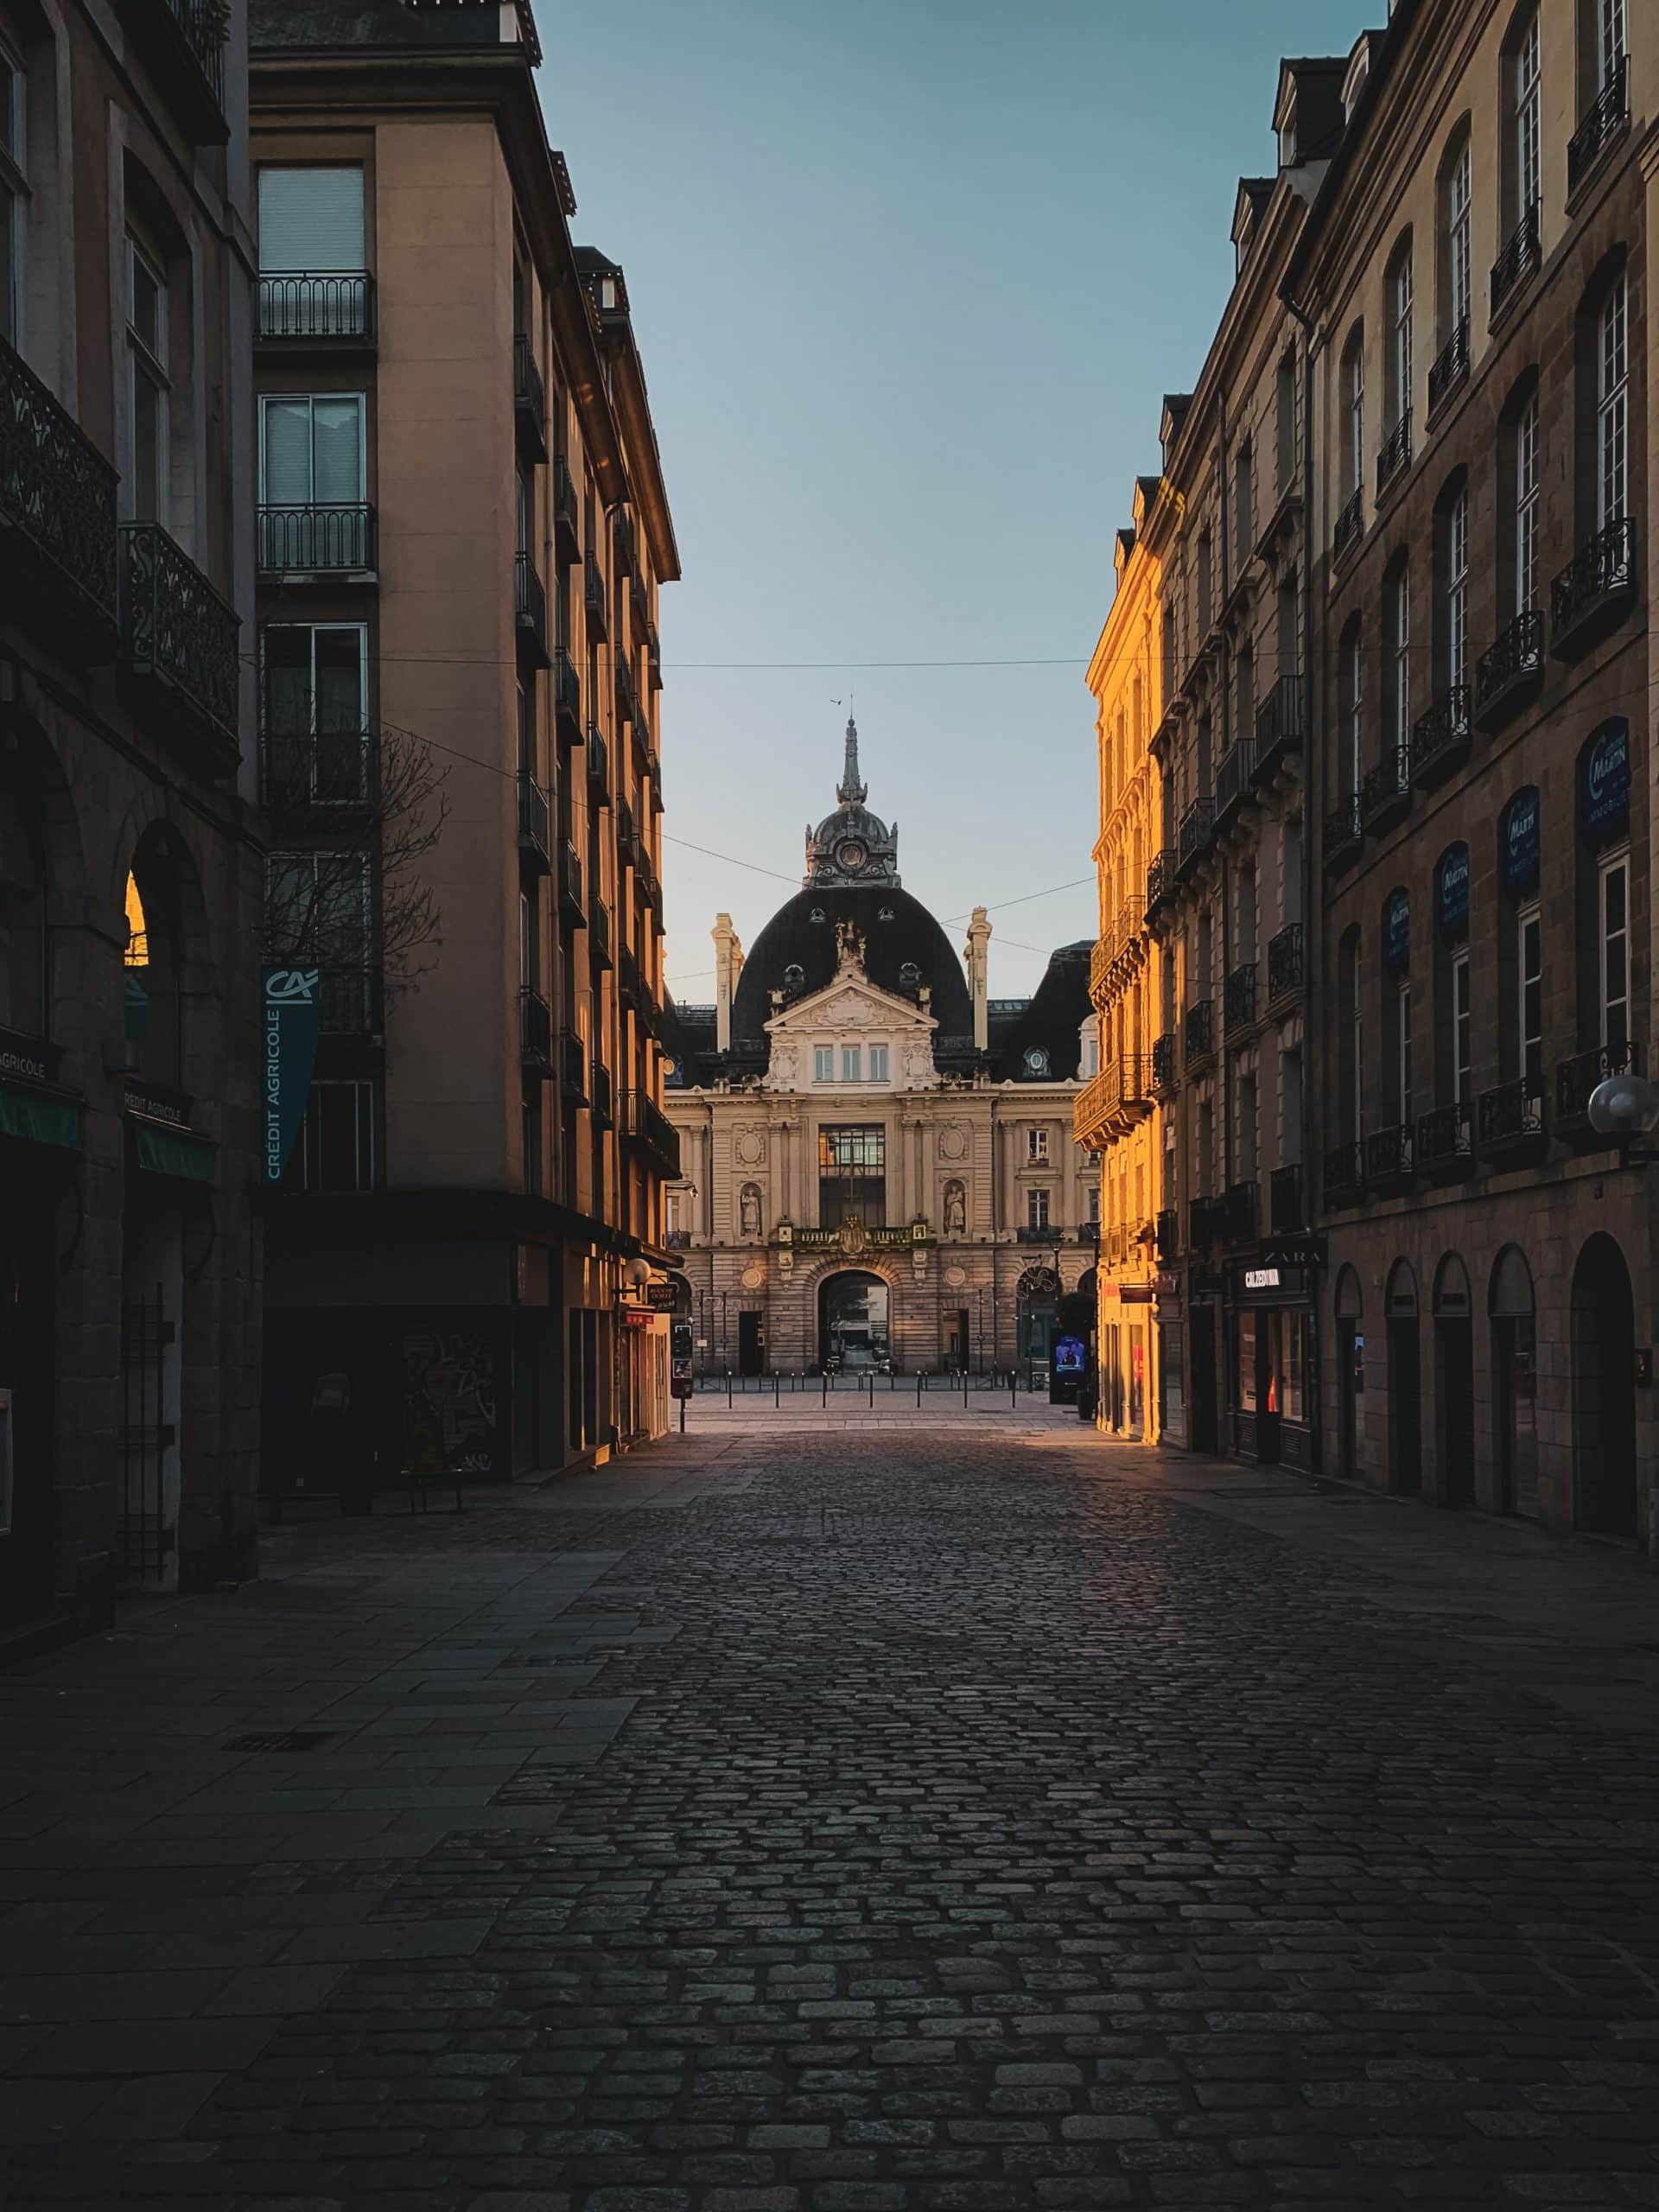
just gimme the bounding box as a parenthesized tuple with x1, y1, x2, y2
(3, 1410, 1659, 2210)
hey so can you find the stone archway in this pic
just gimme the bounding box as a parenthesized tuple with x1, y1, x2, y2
(818, 1270, 891, 1371)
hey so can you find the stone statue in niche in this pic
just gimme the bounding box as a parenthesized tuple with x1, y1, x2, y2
(944, 1179, 966, 1234)
(740, 1183, 762, 1239)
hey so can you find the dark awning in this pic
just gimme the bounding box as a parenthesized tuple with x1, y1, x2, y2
(131, 1120, 217, 1183)
(0, 1080, 80, 1152)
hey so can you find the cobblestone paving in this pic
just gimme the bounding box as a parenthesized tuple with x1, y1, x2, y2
(3, 1414, 1659, 2209)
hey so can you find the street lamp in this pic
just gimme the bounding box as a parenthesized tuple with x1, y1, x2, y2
(1588, 1071, 1659, 1160)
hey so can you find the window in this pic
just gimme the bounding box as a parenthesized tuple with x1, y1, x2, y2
(1443, 130, 1472, 339)
(1080, 1030, 1099, 1078)
(1388, 241, 1414, 425)
(1027, 1187, 1052, 1231)
(841, 1045, 861, 1083)
(1511, 9, 1541, 226)
(291, 1078, 376, 1193)
(1452, 950, 1472, 1103)
(127, 238, 168, 523)
(266, 851, 373, 1032)
(1237, 1069, 1257, 1179)
(0, 41, 22, 348)
(818, 1124, 886, 1228)
(1599, 0, 1627, 86)
(1233, 440, 1254, 558)
(1517, 903, 1542, 1083)
(1342, 327, 1365, 498)
(1396, 982, 1413, 1125)
(1342, 619, 1363, 797)
(1599, 850, 1629, 1051)
(1197, 531, 1213, 631)
(1275, 347, 1297, 492)
(1389, 561, 1411, 745)
(1515, 387, 1541, 610)
(257, 166, 367, 336)
(868, 1044, 888, 1083)
(1027, 1128, 1050, 1163)
(261, 626, 369, 800)
(259, 393, 367, 565)
(813, 1046, 834, 1084)
(1599, 270, 1628, 527)
(1446, 482, 1469, 692)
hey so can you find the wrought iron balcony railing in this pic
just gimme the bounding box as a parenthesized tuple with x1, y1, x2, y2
(317, 967, 382, 1038)
(1427, 317, 1470, 416)
(1215, 737, 1255, 822)
(1224, 961, 1257, 1037)
(1324, 794, 1364, 873)
(1145, 849, 1176, 916)
(1253, 671, 1303, 774)
(258, 504, 376, 573)
(558, 841, 584, 925)
(518, 988, 553, 1074)
(1376, 409, 1411, 495)
(664, 1229, 692, 1249)
(1220, 1179, 1259, 1245)
(1475, 609, 1546, 728)
(1184, 999, 1215, 1065)
(1410, 686, 1471, 790)
(1491, 200, 1541, 319)
(1332, 486, 1363, 563)
(0, 334, 120, 652)
(613, 508, 637, 582)
(512, 333, 548, 460)
(558, 1026, 586, 1098)
(615, 653, 640, 729)
(517, 772, 551, 874)
(1478, 1076, 1546, 1159)
(591, 898, 613, 969)
(1268, 1162, 1303, 1233)
(583, 548, 607, 639)
(1090, 936, 1113, 1007)
(1177, 796, 1216, 874)
(1568, 56, 1629, 197)
(1077, 1221, 1100, 1247)
(1417, 1102, 1473, 1177)
(1323, 1140, 1364, 1207)
(1557, 1039, 1641, 1134)
(515, 549, 551, 668)
(1549, 518, 1637, 658)
(552, 456, 581, 565)
(586, 721, 609, 797)
(1155, 1207, 1179, 1261)
(116, 0, 227, 143)
(119, 522, 239, 764)
(262, 728, 373, 811)
(1266, 923, 1303, 1005)
(257, 273, 374, 344)
(590, 1058, 613, 1125)
(1362, 743, 1412, 836)
(1072, 1069, 1115, 1154)
(1364, 1122, 1414, 1188)
(624, 1089, 683, 1179)
(553, 645, 582, 735)
(1150, 1031, 1178, 1092)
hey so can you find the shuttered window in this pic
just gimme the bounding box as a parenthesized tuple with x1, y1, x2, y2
(259, 395, 363, 503)
(257, 167, 365, 270)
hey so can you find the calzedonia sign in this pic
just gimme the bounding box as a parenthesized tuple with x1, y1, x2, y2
(262, 967, 321, 1185)
(1502, 787, 1540, 894)
(1580, 717, 1630, 846)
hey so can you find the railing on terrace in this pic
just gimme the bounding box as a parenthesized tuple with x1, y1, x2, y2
(1266, 923, 1303, 1003)
(257, 272, 374, 343)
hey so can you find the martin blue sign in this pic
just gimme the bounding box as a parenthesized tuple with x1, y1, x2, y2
(1580, 717, 1630, 845)
(1436, 843, 1470, 938)
(1384, 887, 1410, 969)
(1502, 786, 1540, 894)
(262, 967, 321, 1185)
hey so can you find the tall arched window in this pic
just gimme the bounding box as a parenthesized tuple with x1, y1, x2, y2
(1386, 557, 1411, 750)
(1508, 6, 1541, 229)
(1599, 264, 1628, 527)
(0, 789, 45, 1038)
(125, 844, 182, 1090)
(1340, 615, 1363, 798)
(1514, 381, 1541, 610)
(1385, 235, 1414, 431)
(1340, 324, 1365, 498)
(1440, 126, 1472, 346)
(0, 35, 24, 348)
(1434, 475, 1470, 696)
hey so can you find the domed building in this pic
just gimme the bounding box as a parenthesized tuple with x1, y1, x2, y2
(661, 722, 1100, 1376)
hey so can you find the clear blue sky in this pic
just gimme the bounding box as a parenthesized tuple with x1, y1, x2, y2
(535, 1, 1375, 1004)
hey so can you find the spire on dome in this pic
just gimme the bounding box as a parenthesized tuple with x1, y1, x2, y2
(837, 713, 867, 805)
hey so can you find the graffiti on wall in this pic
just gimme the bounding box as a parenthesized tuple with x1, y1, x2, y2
(402, 1325, 501, 1477)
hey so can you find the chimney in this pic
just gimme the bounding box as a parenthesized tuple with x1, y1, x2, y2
(963, 906, 991, 1052)
(713, 913, 743, 1052)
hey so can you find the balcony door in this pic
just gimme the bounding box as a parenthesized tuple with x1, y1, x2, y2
(257, 166, 365, 336)
(262, 625, 368, 803)
(259, 393, 366, 568)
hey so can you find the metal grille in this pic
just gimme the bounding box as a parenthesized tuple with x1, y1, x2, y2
(119, 1284, 175, 1587)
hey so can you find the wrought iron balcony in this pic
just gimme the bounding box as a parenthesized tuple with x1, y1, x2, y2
(1324, 794, 1364, 874)
(590, 1058, 613, 1126)
(590, 899, 613, 972)
(1364, 1122, 1414, 1192)
(1224, 961, 1257, 1038)
(618, 943, 645, 1014)
(557, 841, 585, 926)
(1376, 409, 1412, 495)
(1071, 1070, 1115, 1155)
(257, 273, 374, 346)
(586, 721, 609, 798)
(1090, 937, 1113, 1007)
(512, 334, 548, 461)
(1478, 1076, 1546, 1161)
(583, 549, 607, 639)
(1362, 744, 1412, 836)
(1332, 485, 1363, 563)
(318, 968, 383, 1038)
(517, 772, 551, 874)
(1323, 1140, 1364, 1207)
(116, 0, 227, 143)
(1475, 609, 1546, 730)
(1549, 518, 1637, 659)
(1145, 849, 1176, 917)
(1077, 1221, 1100, 1247)
(1116, 900, 1138, 962)
(1150, 1031, 1178, 1092)
(1105, 1054, 1152, 1129)
(1268, 1162, 1303, 1233)
(118, 522, 239, 768)
(261, 727, 374, 812)
(617, 797, 643, 877)
(1567, 56, 1629, 198)
(613, 508, 638, 582)
(1417, 1101, 1473, 1179)
(1184, 999, 1215, 1066)
(258, 504, 375, 575)
(1427, 317, 1470, 417)
(1215, 737, 1256, 826)
(1557, 1039, 1641, 1138)
(1187, 1194, 1216, 1249)
(515, 549, 552, 669)
(624, 1089, 682, 1179)
(1410, 686, 1471, 791)
(615, 653, 640, 731)
(518, 988, 553, 1076)
(1491, 200, 1541, 320)
(551, 649, 582, 742)
(0, 334, 119, 655)
(664, 1229, 692, 1249)
(1266, 923, 1302, 1006)
(552, 456, 581, 566)
(557, 1026, 586, 1098)
(646, 619, 664, 692)
(1177, 796, 1216, 876)
(1253, 672, 1303, 781)
(1155, 1207, 1179, 1261)
(1220, 1179, 1259, 1245)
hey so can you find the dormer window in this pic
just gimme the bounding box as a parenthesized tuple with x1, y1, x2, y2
(1278, 99, 1297, 168)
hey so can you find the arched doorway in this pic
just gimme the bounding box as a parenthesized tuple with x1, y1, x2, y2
(819, 1271, 889, 1371)
(1335, 1265, 1363, 1480)
(1489, 1245, 1538, 1518)
(1432, 1253, 1474, 1507)
(1385, 1260, 1421, 1496)
(1573, 1234, 1637, 1537)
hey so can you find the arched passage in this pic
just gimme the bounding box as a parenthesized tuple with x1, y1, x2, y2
(1489, 1245, 1538, 1517)
(1573, 1234, 1637, 1536)
(1432, 1252, 1474, 1507)
(1385, 1259, 1422, 1496)
(818, 1270, 889, 1372)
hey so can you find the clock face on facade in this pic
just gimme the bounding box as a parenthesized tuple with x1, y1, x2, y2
(1024, 1047, 1051, 1076)
(836, 839, 868, 873)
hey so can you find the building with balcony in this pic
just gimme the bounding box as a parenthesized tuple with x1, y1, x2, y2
(251, 0, 679, 1479)
(659, 731, 1096, 1376)
(0, 0, 259, 1635)
(1294, 0, 1652, 1536)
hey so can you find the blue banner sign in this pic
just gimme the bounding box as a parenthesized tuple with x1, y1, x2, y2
(1580, 717, 1630, 845)
(1436, 843, 1470, 938)
(262, 966, 321, 1185)
(1502, 786, 1540, 893)
(1384, 887, 1410, 969)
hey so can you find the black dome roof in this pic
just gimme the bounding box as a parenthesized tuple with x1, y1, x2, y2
(729, 883, 973, 1052)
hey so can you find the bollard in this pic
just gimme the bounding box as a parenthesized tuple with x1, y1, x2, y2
(917, 1372, 923, 1407)
(773, 1372, 780, 1408)
(1010, 1370, 1017, 1409)
(822, 1368, 828, 1408)
(868, 1372, 874, 1408)
(679, 1395, 687, 1433)
(727, 1369, 733, 1408)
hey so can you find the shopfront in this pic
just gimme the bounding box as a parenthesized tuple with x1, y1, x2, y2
(1154, 1274, 1185, 1446)
(1228, 1253, 1319, 1469)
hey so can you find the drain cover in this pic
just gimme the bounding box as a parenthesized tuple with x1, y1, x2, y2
(224, 1729, 337, 1754)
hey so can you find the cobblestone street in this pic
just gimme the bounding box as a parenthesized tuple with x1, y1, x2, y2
(3, 1408, 1659, 2210)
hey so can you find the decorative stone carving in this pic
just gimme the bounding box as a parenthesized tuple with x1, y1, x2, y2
(944, 1179, 966, 1234)
(741, 1263, 766, 1290)
(938, 1123, 968, 1162)
(734, 1128, 767, 1166)
(740, 1183, 762, 1237)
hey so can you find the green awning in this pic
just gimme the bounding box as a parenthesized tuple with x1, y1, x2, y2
(0, 1081, 80, 1152)
(131, 1120, 217, 1183)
